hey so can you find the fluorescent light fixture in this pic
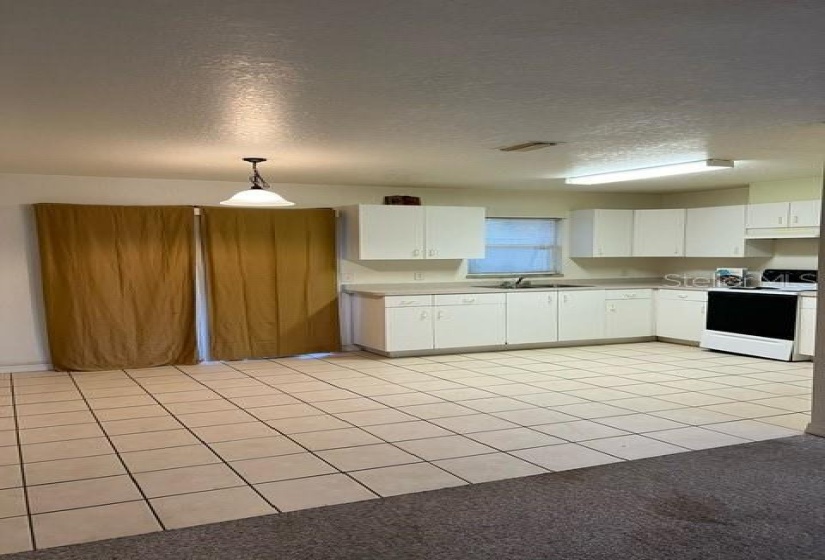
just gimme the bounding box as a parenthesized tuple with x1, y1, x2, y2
(565, 159, 735, 185)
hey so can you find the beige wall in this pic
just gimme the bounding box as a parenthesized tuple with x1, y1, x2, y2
(0, 173, 664, 368)
(749, 177, 822, 203)
(1, 172, 821, 369)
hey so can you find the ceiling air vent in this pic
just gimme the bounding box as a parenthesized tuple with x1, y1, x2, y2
(498, 141, 560, 152)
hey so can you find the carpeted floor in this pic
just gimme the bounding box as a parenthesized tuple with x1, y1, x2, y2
(7, 435, 825, 560)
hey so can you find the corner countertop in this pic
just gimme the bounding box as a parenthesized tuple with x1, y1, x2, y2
(342, 278, 716, 297)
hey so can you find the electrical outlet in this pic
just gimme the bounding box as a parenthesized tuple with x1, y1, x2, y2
(413, 272, 425, 281)
(341, 272, 355, 283)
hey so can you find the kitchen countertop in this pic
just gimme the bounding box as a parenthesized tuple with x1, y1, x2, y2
(343, 278, 715, 297)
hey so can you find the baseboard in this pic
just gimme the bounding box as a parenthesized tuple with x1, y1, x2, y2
(0, 363, 53, 373)
(804, 422, 825, 438)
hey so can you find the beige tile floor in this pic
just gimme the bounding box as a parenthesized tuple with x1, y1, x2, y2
(0, 342, 812, 553)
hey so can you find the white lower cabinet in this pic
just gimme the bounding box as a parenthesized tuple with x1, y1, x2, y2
(655, 290, 708, 342)
(432, 294, 506, 349)
(353, 287, 711, 356)
(558, 290, 606, 342)
(798, 297, 816, 356)
(386, 307, 434, 351)
(605, 290, 654, 338)
(506, 292, 559, 344)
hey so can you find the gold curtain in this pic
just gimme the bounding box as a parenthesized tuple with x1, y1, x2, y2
(34, 204, 197, 371)
(201, 207, 341, 361)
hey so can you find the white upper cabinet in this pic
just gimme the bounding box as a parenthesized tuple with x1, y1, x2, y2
(746, 200, 821, 238)
(569, 209, 634, 257)
(343, 205, 485, 260)
(685, 205, 771, 257)
(747, 202, 789, 229)
(350, 205, 425, 260)
(632, 209, 686, 257)
(424, 206, 486, 259)
(790, 200, 821, 227)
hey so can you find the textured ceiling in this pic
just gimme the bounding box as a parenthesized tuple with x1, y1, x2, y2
(1, 0, 824, 192)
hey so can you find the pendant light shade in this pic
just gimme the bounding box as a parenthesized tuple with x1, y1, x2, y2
(220, 157, 295, 207)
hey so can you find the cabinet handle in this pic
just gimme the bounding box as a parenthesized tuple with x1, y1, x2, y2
(462, 297, 476, 304)
(400, 300, 416, 306)
(778, 216, 784, 225)
(412, 249, 421, 257)
(623, 293, 636, 299)
(547, 295, 554, 304)
(608, 304, 616, 312)
(437, 311, 444, 320)
(678, 294, 688, 299)
(563, 294, 569, 303)
(428, 249, 436, 257)
(793, 215, 799, 224)
(420, 311, 429, 319)
(701, 304, 706, 315)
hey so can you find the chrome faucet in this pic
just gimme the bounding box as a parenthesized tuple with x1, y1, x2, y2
(514, 276, 527, 287)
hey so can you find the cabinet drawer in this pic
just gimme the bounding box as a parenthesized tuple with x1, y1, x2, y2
(384, 295, 434, 308)
(801, 297, 817, 310)
(657, 289, 707, 302)
(434, 293, 506, 306)
(605, 289, 652, 300)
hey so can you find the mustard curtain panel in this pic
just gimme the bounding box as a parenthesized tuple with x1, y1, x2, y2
(201, 207, 340, 361)
(34, 204, 197, 371)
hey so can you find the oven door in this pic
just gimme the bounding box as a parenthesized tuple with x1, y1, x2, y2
(701, 291, 800, 360)
(706, 291, 798, 339)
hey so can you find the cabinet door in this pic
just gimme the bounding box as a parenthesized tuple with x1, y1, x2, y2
(558, 290, 606, 341)
(386, 307, 434, 351)
(506, 292, 558, 344)
(424, 206, 485, 259)
(655, 299, 706, 342)
(685, 206, 746, 257)
(569, 209, 633, 258)
(594, 209, 634, 257)
(632, 209, 686, 256)
(358, 205, 424, 260)
(433, 305, 505, 348)
(606, 299, 653, 338)
(789, 200, 821, 227)
(746, 202, 788, 229)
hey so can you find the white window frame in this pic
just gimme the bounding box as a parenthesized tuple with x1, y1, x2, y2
(467, 216, 563, 278)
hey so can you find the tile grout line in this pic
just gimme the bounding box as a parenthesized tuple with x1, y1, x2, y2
(193, 362, 474, 495)
(64, 370, 169, 535)
(9, 375, 37, 552)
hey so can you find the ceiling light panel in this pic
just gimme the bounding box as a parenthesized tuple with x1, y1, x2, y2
(565, 159, 735, 185)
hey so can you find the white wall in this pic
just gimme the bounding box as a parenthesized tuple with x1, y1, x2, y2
(0, 173, 664, 368)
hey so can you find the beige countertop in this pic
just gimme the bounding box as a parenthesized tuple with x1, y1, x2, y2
(343, 278, 716, 297)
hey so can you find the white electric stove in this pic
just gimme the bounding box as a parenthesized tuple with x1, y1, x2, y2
(700, 269, 818, 361)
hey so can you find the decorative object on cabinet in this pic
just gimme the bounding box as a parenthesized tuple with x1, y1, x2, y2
(714, 268, 747, 287)
(220, 157, 295, 207)
(565, 159, 735, 185)
(383, 195, 421, 205)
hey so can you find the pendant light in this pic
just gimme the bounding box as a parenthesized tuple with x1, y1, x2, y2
(220, 157, 295, 207)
